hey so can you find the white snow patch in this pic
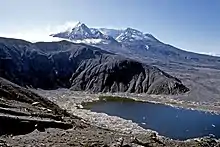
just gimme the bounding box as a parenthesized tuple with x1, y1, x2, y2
(145, 45, 149, 50)
(72, 38, 104, 44)
(131, 34, 143, 40)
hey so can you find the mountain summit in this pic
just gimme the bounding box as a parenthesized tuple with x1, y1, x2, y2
(50, 22, 220, 66)
(51, 22, 94, 40)
(51, 22, 117, 44)
(116, 27, 157, 42)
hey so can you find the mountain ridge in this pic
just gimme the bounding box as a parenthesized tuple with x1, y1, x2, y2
(0, 36, 189, 94)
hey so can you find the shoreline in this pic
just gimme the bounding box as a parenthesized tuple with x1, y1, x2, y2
(99, 92, 220, 114)
(33, 89, 220, 142)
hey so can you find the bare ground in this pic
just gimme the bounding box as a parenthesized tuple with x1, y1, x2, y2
(2, 63, 220, 146)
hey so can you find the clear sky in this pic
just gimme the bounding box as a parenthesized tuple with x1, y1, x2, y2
(0, 0, 219, 55)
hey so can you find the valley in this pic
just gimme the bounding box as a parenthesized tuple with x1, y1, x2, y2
(0, 23, 220, 146)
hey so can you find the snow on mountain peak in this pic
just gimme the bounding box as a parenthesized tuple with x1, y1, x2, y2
(50, 22, 92, 40)
(98, 28, 123, 39)
(116, 28, 145, 42)
(51, 22, 158, 45)
(115, 27, 157, 43)
(50, 22, 119, 45)
(72, 22, 91, 33)
(74, 21, 84, 27)
(69, 22, 94, 39)
(125, 27, 142, 35)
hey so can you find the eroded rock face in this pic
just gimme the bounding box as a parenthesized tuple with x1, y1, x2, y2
(70, 58, 188, 94)
(0, 37, 189, 94)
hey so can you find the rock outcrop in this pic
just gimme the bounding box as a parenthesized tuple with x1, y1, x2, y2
(0, 37, 189, 94)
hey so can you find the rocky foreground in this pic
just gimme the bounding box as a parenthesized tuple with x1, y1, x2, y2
(0, 78, 218, 147)
(0, 77, 74, 135)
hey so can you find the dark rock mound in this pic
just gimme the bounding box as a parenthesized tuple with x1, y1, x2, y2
(70, 57, 189, 94)
(0, 37, 189, 95)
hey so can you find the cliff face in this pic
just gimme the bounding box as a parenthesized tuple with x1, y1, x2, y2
(0, 37, 189, 94)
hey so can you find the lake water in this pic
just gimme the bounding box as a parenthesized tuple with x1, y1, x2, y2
(84, 100, 220, 140)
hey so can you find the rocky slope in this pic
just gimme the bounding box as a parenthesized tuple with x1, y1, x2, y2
(70, 57, 188, 94)
(0, 86, 218, 147)
(0, 77, 73, 136)
(0, 37, 188, 94)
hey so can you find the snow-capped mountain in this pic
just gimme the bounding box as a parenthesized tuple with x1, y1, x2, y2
(51, 22, 93, 40)
(51, 22, 159, 45)
(116, 28, 157, 42)
(50, 22, 172, 60)
(50, 22, 220, 66)
(50, 22, 117, 44)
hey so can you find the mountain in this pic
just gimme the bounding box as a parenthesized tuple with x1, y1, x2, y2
(49, 22, 220, 102)
(51, 22, 220, 69)
(0, 37, 188, 94)
(51, 22, 94, 40)
(51, 22, 117, 45)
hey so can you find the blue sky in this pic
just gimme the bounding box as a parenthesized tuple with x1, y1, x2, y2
(0, 0, 219, 55)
